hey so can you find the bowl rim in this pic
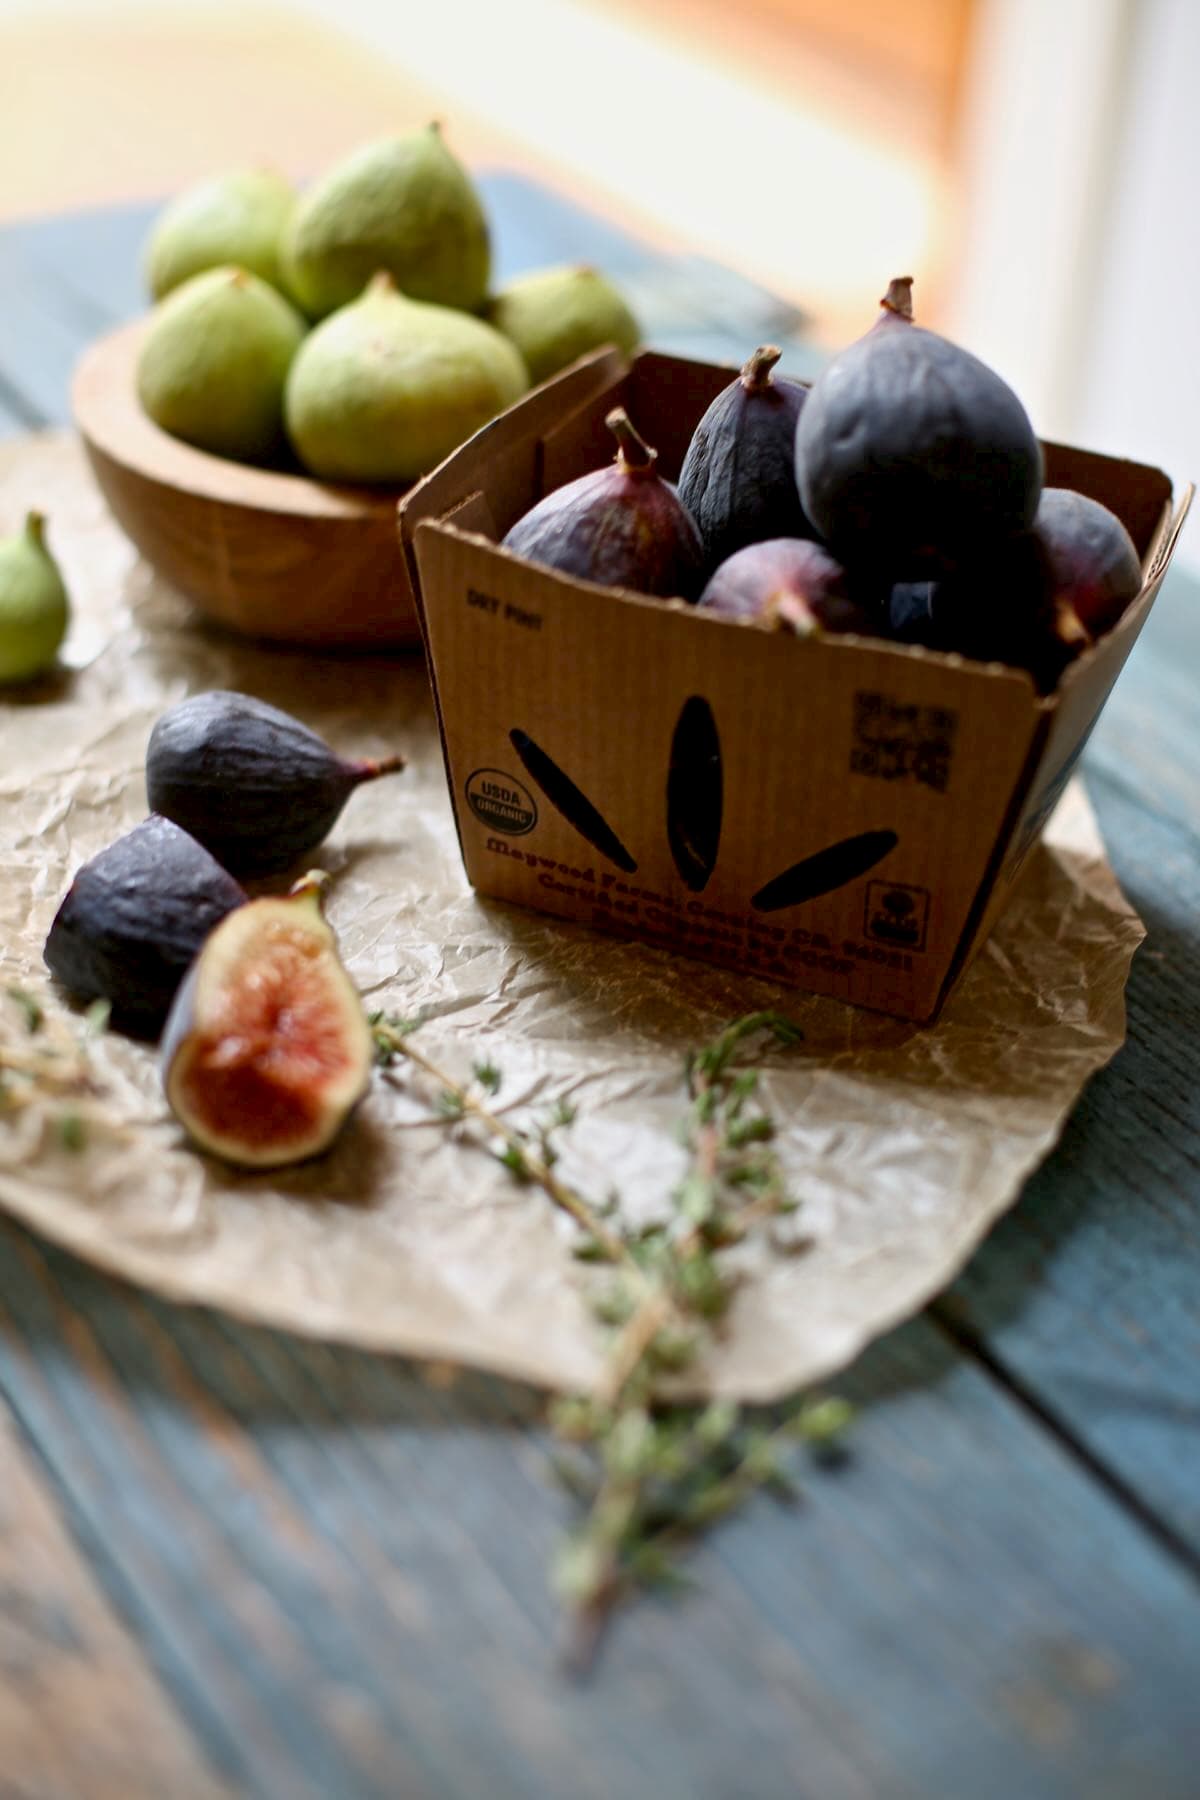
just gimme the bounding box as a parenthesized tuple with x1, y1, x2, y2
(71, 316, 404, 523)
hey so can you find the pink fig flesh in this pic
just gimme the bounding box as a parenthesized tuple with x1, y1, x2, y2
(160, 876, 372, 1169)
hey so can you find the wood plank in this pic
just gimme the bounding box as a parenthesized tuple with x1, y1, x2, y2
(0, 1388, 224, 1798)
(1, 190, 1199, 1796)
(941, 561, 1200, 1556)
(1, 1221, 1198, 1800)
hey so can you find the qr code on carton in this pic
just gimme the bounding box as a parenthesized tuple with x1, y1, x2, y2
(850, 691, 958, 792)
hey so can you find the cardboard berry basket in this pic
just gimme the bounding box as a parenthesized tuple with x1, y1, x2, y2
(398, 348, 1192, 1023)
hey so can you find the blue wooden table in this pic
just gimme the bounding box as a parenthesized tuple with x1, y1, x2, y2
(1, 178, 1197, 1800)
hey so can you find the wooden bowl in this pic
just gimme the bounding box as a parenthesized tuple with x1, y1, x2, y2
(72, 318, 421, 649)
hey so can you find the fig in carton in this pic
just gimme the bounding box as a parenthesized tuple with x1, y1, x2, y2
(698, 538, 877, 635)
(501, 407, 704, 601)
(794, 277, 1043, 578)
(678, 345, 815, 571)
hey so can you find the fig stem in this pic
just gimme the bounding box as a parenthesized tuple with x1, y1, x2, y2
(765, 591, 817, 637)
(356, 752, 406, 781)
(1053, 598, 1092, 649)
(288, 869, 330, 903)
(879, 277, 914, 322)
(605, 407, 657, 475)
(740, 345, 782, 392)
(23, 511, 47, 549)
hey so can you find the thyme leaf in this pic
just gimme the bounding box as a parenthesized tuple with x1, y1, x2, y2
(370, 1006, 851, 1667)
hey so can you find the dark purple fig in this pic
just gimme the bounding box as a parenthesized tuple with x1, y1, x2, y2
(698, 538, 877, 636)
(146, 691, 405, 878)
(500, 407, 704, 601)
(918, 532, 1077, 692)
(43, 815, 247, 1038)
(916, 487, 1141, 691)
(160, 873, 372, 1168)
(1034, 486, 1142, 640)
(887, 580, 942, 646)
(794, 276, 1043, 578)
(677, 345, 815, 571)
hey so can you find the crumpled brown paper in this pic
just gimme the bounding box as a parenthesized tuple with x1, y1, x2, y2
(0, 434, 1145, 1398)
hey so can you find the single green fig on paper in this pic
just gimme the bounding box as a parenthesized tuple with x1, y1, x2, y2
(284, 271, 528, 483)
(282, 122, 491, 320)
(137, 266, 307, 463)
(0, 511, 70, 684)
(486, 263, 639, 385)
(160, 873, 374, 1169)
(143, 167, 296, 301)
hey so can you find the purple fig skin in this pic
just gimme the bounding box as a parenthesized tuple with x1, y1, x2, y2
(794, 276, 1043, 579)
(677, 345, 816, 573)
(43, 815, 247, 1039)
(1033, 486, 1142, 639)
(146, 690, 405, 878)
(501, 407, 705, 601)
(915, 488, 1142, 691)
(887, 580, 943, 646)
(919, 533, 1076, 692)
(699, 538, 878, 637)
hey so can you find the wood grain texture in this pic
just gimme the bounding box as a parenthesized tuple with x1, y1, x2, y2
(942, 565, 1200, 1553)
(1, 1224, 1199, 1800)
(1, 191, 1199, 1800)
(0, 1388, 223, 1797)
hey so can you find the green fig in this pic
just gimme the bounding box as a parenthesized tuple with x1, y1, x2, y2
(486, 263, 640, 386)
(143, 167, 296, 301)
(137, 266, 307, 463)
(285, 272, 528, 484)
(0, 512, 70, 684)
(282, 122, 490, 321)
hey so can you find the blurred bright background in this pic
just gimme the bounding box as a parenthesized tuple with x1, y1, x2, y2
(0, 0, 1195, 568)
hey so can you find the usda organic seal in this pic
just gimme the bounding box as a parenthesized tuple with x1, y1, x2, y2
(465, 768, 537, 836)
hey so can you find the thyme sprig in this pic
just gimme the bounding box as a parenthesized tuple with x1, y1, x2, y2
(370, 1006, 851, 1666)
(0, 986, 113, 1152)
(372, 1012, 629, 1264)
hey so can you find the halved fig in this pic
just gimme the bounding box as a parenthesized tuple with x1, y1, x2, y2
(160, 873, 372, 1169)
